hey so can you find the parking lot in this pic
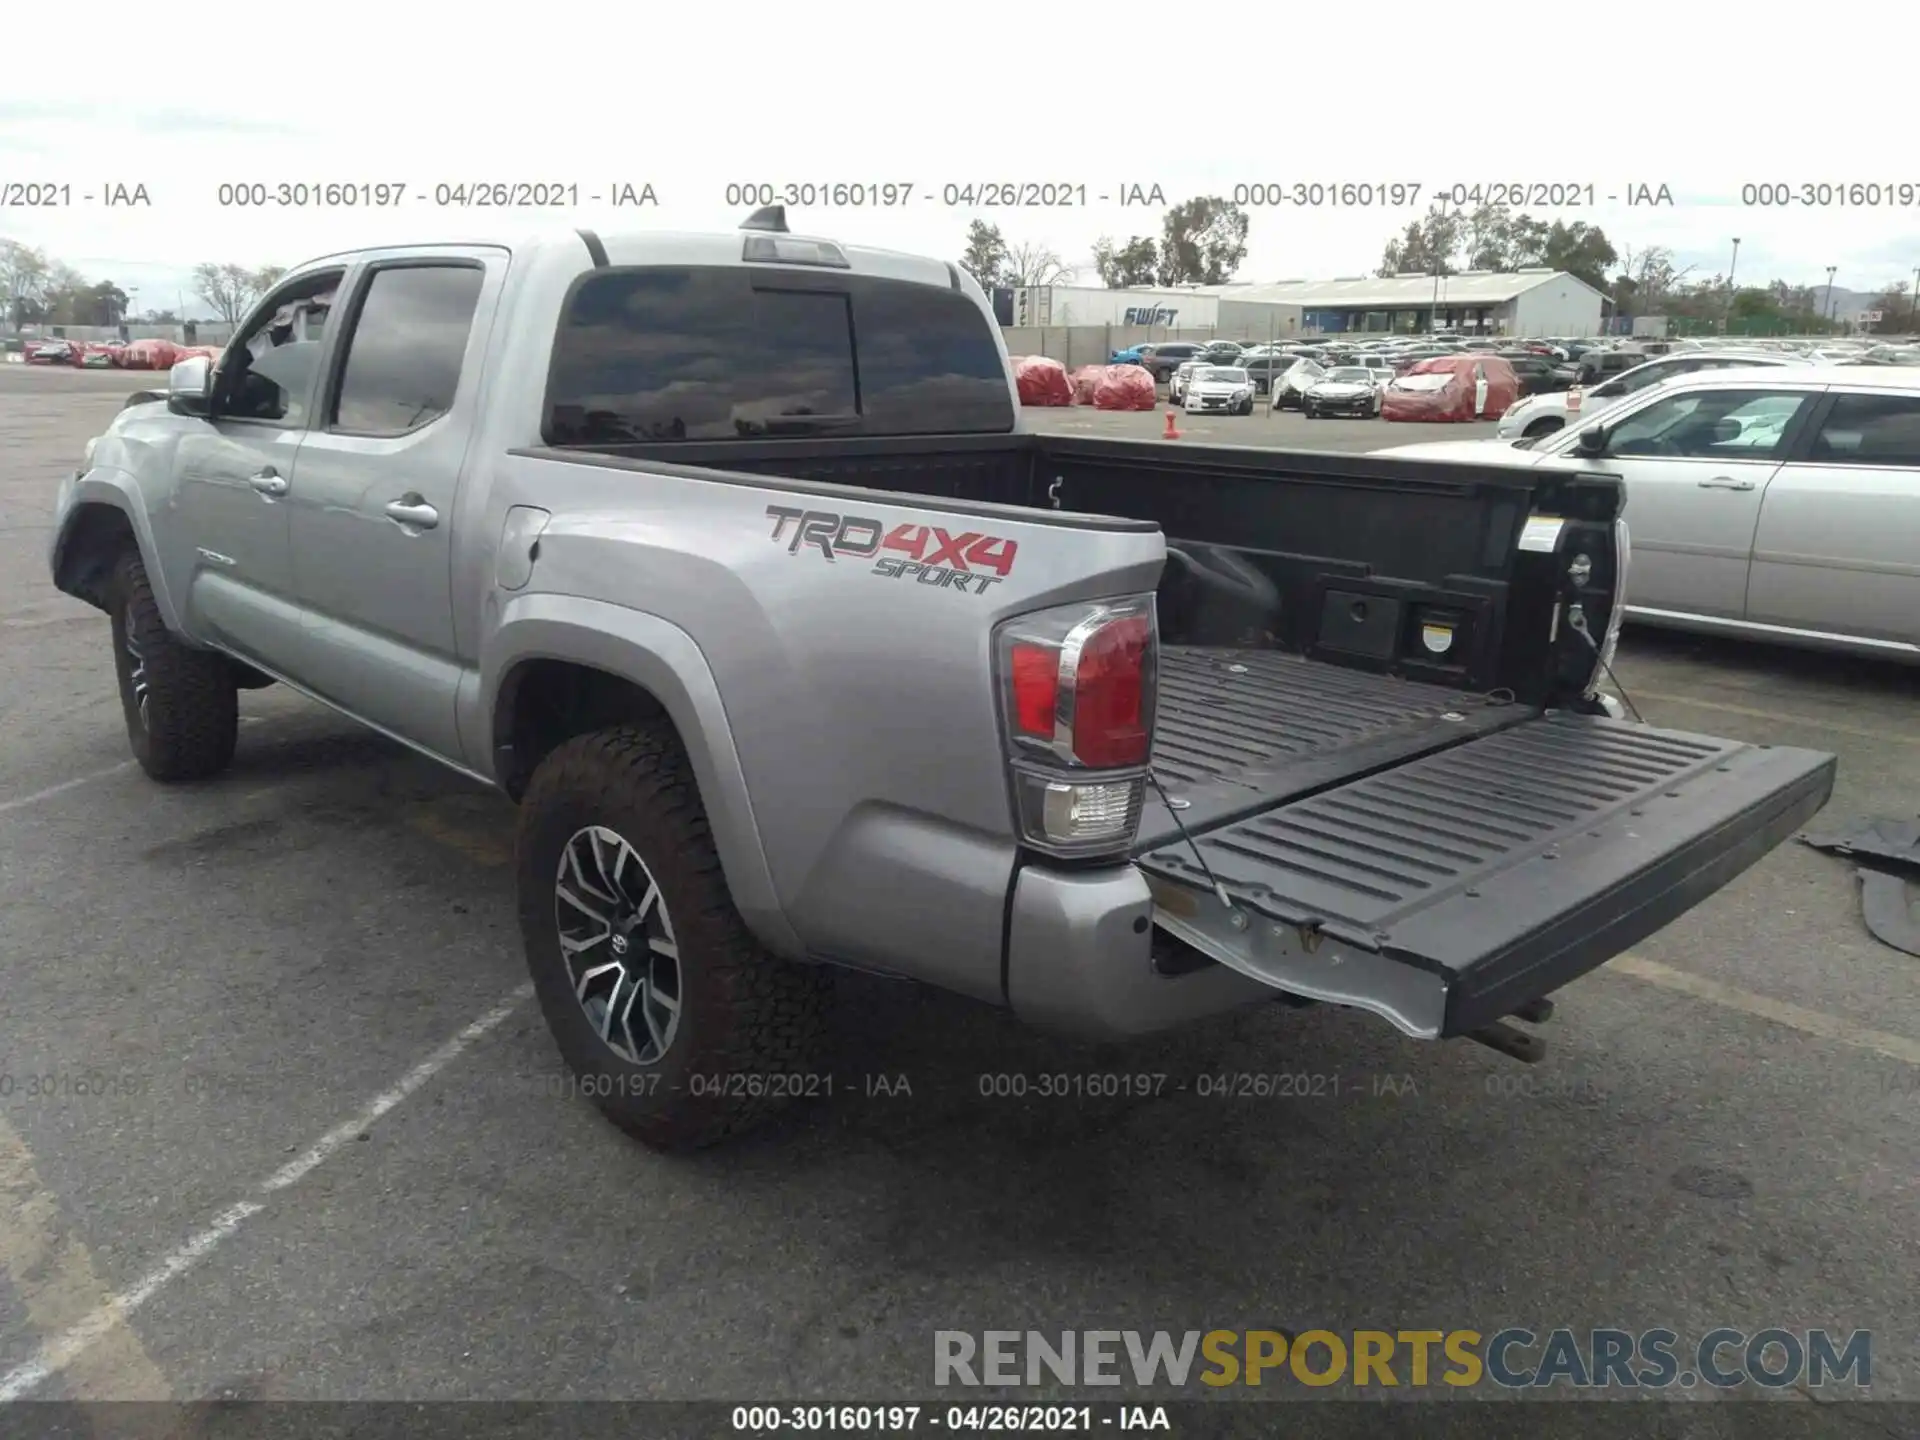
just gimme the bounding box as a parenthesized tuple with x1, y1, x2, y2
(2, 363, 1917, 1410)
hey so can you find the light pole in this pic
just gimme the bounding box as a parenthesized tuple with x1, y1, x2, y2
(1726, 238, 1740, 334)
(1825, 266, 1838, 330)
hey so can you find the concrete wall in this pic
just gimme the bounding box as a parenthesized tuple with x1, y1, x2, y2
(1001, 325, 1225, 368)
(1003, 307, 1324, 366)
(8, 322, 238, 345)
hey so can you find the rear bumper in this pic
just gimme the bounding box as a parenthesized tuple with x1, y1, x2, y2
(1004, 862, 1276, 1039)
(1137, 714, 1836, 1039)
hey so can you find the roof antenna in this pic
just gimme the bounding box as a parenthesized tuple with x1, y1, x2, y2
(740, 205, 789, 234)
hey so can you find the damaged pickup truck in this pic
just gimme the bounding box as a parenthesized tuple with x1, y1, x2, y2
(50, 209, 1837, 1149)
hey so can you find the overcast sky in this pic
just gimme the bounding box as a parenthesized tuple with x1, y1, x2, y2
(4, 4, 1915, 316)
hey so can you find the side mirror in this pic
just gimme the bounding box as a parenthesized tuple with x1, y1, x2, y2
(1573, 425, 1608, 457)
(165, 355, 213, 417)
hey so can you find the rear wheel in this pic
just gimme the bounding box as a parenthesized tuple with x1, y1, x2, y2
(515, 723, 832, 1151)
(108, 549, 238, 782)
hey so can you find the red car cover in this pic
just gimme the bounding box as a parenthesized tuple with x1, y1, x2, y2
(1011, 354, 1073, 407)
(1093, 364, 1157, 411)
(1382, 354, 1519, 423)
(123, 338, 182, 371)
(1069, 365, 1109, 405)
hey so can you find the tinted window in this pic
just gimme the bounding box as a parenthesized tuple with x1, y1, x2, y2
(1808, 393, 1920, 465)
(546, 267, 1013, 443)
(332, 266, 484, 435)
(1600, 389, 1808, 461)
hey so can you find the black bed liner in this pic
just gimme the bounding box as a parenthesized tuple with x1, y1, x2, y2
(1139, 713, 1835, 1037)
(1136, 647, 1531, 852)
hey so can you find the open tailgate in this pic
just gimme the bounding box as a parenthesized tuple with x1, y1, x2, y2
(1138, 713, 1835, 1039)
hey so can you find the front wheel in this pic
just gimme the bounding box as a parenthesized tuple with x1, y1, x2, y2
(109, 549, 238, 782)
(515, 724, 832, 1150)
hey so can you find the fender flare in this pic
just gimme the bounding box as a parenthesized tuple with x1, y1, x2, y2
(479, 593, 802, 959)
(51, 469, 190, 636)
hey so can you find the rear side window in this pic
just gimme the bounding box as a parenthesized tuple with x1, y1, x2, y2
(332, 265, 485, 435)
(545, 266, 1014, 443)
(1809, 393, 1920, 465)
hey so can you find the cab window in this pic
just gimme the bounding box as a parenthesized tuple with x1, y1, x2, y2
(1807, 393, 1920, 466)
(214, 270, 347, 425)
(1596, 389, 1809, 461)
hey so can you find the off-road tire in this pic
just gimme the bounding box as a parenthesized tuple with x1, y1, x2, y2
(109, 548, 238, 782)
(515, 723, 832, 1151)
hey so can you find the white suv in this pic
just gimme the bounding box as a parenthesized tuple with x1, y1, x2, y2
(1496, 351, 1819, 440)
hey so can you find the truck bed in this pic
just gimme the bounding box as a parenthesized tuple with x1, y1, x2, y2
(1136, 647, 1531, 852)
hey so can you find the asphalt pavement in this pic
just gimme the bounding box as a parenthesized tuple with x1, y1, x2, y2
(1, 364, 1916, 1412)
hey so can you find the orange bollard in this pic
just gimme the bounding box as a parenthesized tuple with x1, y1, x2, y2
(1163, 410, 1182, 440)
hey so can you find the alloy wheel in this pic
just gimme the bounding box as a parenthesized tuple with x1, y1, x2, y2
(553, 825, 682, 1064)
(124, 606, 149, 729)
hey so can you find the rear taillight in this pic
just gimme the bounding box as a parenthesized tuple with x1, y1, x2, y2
(994, 597, 1158, 857)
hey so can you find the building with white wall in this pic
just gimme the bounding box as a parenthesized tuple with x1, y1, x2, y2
(1007, 269, 1608, 342)
(1011, 285, 1219, 329)
(1194, 268, 1607, 338)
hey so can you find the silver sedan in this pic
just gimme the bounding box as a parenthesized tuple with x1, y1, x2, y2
(1376, 365, 1920, 665)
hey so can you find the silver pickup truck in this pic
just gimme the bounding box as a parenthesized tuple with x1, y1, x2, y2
(50, 209, 1837, 1150)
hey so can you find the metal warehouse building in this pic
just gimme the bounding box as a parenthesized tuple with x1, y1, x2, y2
(1191, 268, 1607, 338)
(1012, 285, 1219, 329)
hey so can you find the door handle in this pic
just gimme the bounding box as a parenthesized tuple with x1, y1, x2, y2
(384, 498, 440, 530)
(1696, 477, 1756, 491)
(248, 468, 289, 497)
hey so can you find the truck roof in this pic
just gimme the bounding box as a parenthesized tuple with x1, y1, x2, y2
(286, 225, 969, 295)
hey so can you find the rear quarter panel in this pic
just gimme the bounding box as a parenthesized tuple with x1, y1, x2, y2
(478, 452, 1164, 1001)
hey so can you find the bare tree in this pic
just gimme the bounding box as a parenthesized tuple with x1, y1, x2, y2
(1004, 240, 1073, 289)
(0, 239, 51, 328)
(192, 262, 275, 327)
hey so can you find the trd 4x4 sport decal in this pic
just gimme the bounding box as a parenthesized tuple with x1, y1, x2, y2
(765, 505, 1018, 595)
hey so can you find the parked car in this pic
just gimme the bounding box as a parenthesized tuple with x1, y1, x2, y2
(25, 338, 78, 364)
(1169, 359, 1199, 404)
(1258, 356, 1324, 405)
(1498, 353, 1571, 398)
(1195, 341, 1246, 364)
(1498, 350, 1811, 440)
(1182, 364, 1256, 415)
(1301, 365, 1384, 418)
(49, 213, 1834, 1149)
(1576, 349, 1647, 384)
(1379, 365, 1920, 663)
(1140, 341, 1208, 384)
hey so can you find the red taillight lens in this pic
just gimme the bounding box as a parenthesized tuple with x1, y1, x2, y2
(1070, 616, 1151, 767)
(1010, 643, 1060, 738)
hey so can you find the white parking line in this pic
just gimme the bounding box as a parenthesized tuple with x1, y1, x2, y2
(0, 984, 533, 1401)
(0, 763, 134, 817)
(1611, 954, 1920, 1066)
